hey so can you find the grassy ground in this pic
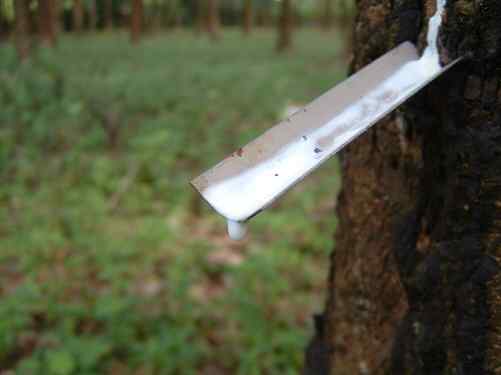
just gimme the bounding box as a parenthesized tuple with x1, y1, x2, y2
(0, 29, 347, 374)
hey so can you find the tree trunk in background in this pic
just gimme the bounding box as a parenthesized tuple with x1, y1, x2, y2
(130, 0, 143, 44)
(304, 0, 501, 374)
(89, 0, 97, 31)
(27, 2, 38, 35)
(207, 0, 220, 40)
(0, 2, 8, 40)
(14, 0, 31, 60)
(242, 0, 252, 35)
(276, 0, 292, 52)
(337, 0, 352, 30)
(72, 0, 84, 32)
(194, 0, 203, 34)
(150, 0, 162, 31)
(321, 0, 333, 30)
(256, 5, 272, 27)
(173, 1, 182, 30)
(104, 0, 113, 30)
(263, 5, 273, 27)
(174, 11, 182, 29)
(39, 0, 57, 46)
(54, 0, 63, 33)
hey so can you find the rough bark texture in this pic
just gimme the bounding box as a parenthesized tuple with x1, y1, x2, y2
(39, 0, 57, 46)
(130, 0, 143, 44)
(304, 0, 501, 374)
(14, 0, 31, 60)
(277, 0, 293, 52)
(72, 0, 84, 32)
(243, 0, 252, 35)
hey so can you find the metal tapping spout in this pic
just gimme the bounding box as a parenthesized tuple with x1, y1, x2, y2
(191, 0, 461, 240)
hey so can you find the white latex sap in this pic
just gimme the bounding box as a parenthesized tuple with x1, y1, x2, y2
(218, 0, 447, 238)
(227, 220, 247, 241)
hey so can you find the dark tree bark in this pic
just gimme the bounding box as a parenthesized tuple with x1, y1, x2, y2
(242, 0, 252, 35)
(207, 0, 220, 40)
(304, 0, 501, 374)
(14, 0, 31, 60)
(276, 0, 293, 52)
(104, 0, 113, 30)
(72, 0, 84, 32)
(39, 0, 57, 46)
(130, 0, 143, 44)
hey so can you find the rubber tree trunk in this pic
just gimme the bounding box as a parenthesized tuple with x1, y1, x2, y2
(207, 0, 220, 40)
(304, 0, 501, 374)
(72, 0, 84, 32)
(104, 0, 113, 30)
(130, 0, 143, 44)
(14, 0, 31, 60)
(242, 0, 252, 35)
(276, 0, 292, 52)
(39, 0, 57, 46)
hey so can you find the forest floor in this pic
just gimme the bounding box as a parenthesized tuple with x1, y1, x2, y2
(0, 29, 347, 374)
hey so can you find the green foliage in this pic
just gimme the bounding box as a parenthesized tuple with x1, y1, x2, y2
(0, 0, 14, 22)
(0, 30, 346, 373)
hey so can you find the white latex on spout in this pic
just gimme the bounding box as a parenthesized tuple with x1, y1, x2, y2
(213, 0, 448, 227)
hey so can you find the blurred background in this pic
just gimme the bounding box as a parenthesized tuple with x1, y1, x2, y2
(0, 0, 354, 373)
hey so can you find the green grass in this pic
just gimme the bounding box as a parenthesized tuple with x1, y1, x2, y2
(0, 29, 346, 374)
